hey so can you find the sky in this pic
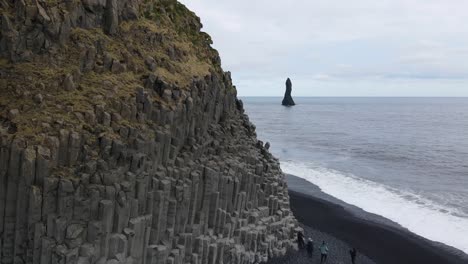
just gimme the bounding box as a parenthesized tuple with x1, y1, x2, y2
(179, 0, 468, 97)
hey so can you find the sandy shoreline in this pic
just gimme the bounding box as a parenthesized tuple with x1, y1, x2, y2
(267, 174, 468, 264)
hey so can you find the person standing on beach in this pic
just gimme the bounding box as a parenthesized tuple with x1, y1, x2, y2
(297, 231, 305, 249)
(320, 241, 329, 263)
(306, 238, 314, 258)
(349, 248, 357, 264)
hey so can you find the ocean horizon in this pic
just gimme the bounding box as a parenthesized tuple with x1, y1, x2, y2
(242, 96, 468, 98)
(242, 96, 468, 254)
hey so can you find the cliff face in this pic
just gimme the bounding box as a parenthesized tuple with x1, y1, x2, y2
(0, 1, 298, 264)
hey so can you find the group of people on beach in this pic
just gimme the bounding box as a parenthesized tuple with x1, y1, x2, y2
(297, 231, 357, 264)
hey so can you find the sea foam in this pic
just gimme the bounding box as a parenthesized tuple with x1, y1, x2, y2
(281, 161, 468, 254)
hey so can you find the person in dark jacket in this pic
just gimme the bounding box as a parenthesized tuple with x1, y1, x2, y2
(297, 231, 305, 249)
(306, 238, 314, 258)
(350, 248, 357, 264)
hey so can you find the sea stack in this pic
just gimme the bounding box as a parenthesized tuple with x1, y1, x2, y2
(282, 78, 296, 106)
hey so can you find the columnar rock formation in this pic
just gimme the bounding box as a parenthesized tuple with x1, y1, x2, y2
(281, 79, 295, 106)
(0, 1, 299, 264)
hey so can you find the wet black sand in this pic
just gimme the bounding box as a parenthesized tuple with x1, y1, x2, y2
(266, 175, 468, 264)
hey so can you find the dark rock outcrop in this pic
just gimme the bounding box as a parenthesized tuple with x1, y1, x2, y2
(104, 0, 119, 35)
(282, 78, 296, 106)
(0, 1, 300, 264)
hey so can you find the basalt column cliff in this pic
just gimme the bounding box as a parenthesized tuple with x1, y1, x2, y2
(0, 1, 298, 264)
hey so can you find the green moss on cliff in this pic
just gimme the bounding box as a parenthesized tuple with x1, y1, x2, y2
(0, 0, 227, 142)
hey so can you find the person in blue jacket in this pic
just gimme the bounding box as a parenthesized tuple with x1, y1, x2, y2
(320, 241, 329, 263)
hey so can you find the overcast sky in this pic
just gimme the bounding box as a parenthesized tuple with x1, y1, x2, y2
(180, 0, 468, 97)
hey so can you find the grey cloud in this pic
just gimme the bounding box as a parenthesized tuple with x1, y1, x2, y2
(180, 0, 468, 96)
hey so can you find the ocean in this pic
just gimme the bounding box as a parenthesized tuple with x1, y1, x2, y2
(242, 97, 468, 254)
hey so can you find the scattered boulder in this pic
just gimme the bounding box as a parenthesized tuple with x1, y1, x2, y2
(145, 56, 157, 71)
(103, 52, 114, 70)
(144, 73, 157, 90)
(162, 89, 172, 101)
(63, 74, 75, 91)
(111, 60, 126, 74)
(172, 89, 180, 100)
(36, 2, 51, 23)
(144, 74, 171, 96)
(66, 224, 84, 239)
(33, 93, 44, 104)
(8, 109, 19, 119)
(80, 46, 97, 73)
(36, 82, 45, 90)
(122, 2, 139, 20)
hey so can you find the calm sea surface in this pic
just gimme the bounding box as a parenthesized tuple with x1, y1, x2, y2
(242, 97, 468, 254)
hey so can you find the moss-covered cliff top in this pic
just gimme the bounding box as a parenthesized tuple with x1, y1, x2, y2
(0, 0, 230, 144)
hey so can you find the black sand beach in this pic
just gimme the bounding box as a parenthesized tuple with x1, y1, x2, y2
(266, 175, 468, 264)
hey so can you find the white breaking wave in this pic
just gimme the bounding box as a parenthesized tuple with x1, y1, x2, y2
(281, 161, 468, 254)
